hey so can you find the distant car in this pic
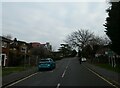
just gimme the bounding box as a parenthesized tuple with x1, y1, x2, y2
(38, 58, 56, 71)
(81, 57, 87, 62)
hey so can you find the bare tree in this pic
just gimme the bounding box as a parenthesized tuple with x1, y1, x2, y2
(65, 29, 94, 50)
(88, 35, 111, 47)
(31, 46, 45, 59)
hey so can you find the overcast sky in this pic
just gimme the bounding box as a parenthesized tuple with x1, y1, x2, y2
(2, 1, 109, 50)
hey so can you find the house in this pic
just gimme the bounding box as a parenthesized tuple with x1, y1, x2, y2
(95, 45, 120, 65)
(9, 38, 31, 66)
(95, 45, 117, 58)
(30, 42, 41, 48)
(0, 37, 53, 66)
(95, 45, 109, 57)
(0, 36, 12, 66)
(30, 42, 52, 59)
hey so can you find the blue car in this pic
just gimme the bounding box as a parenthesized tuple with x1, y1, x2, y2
(38, 58, 56, 71)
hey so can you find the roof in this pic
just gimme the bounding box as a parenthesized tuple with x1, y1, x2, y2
(0, 36, 12, 43)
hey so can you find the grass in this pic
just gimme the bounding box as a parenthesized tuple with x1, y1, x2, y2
(2, 65, 34, 76)
(94, 63, 120, 73)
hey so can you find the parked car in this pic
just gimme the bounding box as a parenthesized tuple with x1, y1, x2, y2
(38, 58, 56, 71)
(81, 57, 87, 62)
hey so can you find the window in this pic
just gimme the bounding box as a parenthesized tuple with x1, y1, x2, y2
(2, 42, 7, 48)
(21, 47, 27, 53)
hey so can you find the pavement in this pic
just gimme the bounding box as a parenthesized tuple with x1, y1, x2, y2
(1, 58, 120, 87)
(2, 67, 38, 87)
(83, 62, 120, 87)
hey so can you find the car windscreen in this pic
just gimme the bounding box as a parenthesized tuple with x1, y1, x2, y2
(40, 59, 50, 62)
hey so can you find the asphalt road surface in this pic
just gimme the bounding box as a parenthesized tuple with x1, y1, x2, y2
(6, 57, 116, 88)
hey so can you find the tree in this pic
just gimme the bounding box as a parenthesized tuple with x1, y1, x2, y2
(64, 29, 110, 61)
(104, 1, 120, 55)
(58, 44, 72, 57)
(89, 36, 110, 46)
(31, 46, 46, 59)
(65, 29, 94, 51)
(71, 49, 77, 57)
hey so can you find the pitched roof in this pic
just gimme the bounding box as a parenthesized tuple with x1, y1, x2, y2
(0, 36, 12, 43)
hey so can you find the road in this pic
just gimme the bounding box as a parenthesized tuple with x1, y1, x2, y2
(6, 57, 115, 88)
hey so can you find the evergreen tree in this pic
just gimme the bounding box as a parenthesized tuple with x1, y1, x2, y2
(104, 1, 120, 55)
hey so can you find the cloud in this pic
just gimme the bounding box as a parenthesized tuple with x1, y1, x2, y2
(2, 2, 108, 50)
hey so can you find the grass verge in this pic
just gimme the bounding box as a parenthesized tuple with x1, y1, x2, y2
(2, 66, 34, 76)
(94, 63, 120, 73)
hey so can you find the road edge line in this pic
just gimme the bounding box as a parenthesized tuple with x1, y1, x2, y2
(4, 72, 38, 88)
(83, 65, 118, 88)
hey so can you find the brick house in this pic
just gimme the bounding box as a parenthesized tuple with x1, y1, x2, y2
(9, 38, 31, 66)
(30, 42, 41, 48)
(0, 36, 12, 66)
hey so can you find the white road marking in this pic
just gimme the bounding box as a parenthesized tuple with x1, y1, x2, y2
(6, 72, 38, 87)
(62, 70, 66, 78)
(56, 83, 60, 88)
(61, 59, 70, 78)
(83, 65, 118, 88)
(66, 65, 68, 69)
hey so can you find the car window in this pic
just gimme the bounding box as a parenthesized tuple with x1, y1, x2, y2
(50, 59, 53, 61)
(40, 59, 49, 62)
